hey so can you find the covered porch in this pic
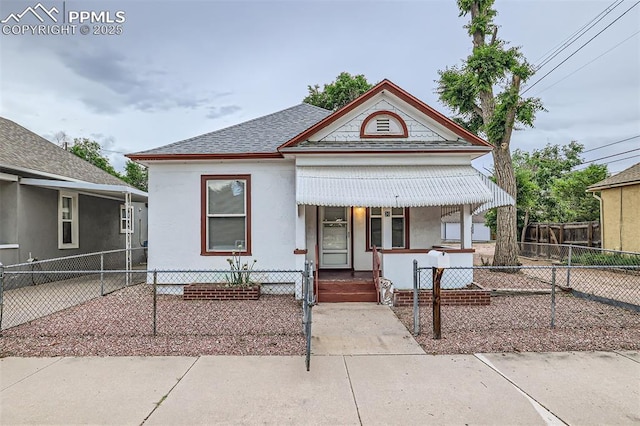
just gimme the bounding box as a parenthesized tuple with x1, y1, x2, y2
(292, 165, 514, 298)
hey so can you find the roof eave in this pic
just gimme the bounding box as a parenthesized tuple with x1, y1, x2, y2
(587, 180, 640, 192)
(279, 147, 492, 156)
(126, 152, 283, 161)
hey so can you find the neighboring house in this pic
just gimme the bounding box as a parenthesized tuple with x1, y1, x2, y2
(0, 117, 148, 266)
(587, 162, 640, 253)
(441, 211, 492, 242)
(128, 80, 513, 291)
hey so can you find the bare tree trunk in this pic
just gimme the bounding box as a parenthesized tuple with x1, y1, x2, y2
(492, 144, 519, 267)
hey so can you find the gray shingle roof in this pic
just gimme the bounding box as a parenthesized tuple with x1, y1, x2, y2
(0, 117, 130, 186)
(587, 162, 640, 191)
(131, 103, 332, 156)
(280, 139, 475, 152)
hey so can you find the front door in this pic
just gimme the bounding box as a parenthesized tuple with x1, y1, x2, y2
(319, 206, 351, 269)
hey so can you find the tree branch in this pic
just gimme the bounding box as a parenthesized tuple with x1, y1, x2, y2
(490, 26, 498, 45)
(472, 103, 484, 117)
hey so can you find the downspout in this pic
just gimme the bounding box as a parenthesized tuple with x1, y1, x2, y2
(592, 192, 603, 248)
(619, 187, 623, 251)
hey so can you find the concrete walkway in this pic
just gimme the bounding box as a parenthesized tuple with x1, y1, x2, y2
(1, 351, 638, 425)
(312, 302, 425, 355)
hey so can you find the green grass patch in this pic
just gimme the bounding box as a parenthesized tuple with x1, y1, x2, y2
(569, 252, 640, 266)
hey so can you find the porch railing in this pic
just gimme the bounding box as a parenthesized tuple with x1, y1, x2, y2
(373, 245, 381, 304)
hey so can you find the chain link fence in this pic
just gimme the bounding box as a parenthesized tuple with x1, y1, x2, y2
(1, 248, 147, 291)
(393, 264, 640, 352)
(0, 260, 309, 357)
(520, 242, 640, 266)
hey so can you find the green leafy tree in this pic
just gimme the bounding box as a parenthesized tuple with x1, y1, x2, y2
(70, 138, 120, 178)
(69, 137, 149, 192)
(513, 141, 583, 222)
(551, 164, 607, 222)
(486, 142, 608, 238)
(437, 0, 543, 266)
(304, 72, 373, 110)
(123, 160, 148, 192)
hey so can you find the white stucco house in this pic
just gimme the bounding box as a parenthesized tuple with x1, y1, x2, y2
(128, 80, 513, 297)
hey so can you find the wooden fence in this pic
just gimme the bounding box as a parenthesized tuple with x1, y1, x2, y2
(523, 221, 601, 247)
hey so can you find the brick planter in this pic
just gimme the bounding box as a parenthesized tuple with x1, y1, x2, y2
(183, 283, 261, 301)
(393, 289, 490, 307)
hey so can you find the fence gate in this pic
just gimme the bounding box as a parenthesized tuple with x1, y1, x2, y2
(302, 260, 316, 371)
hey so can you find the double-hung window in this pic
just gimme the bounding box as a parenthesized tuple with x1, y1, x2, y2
(202, 175, 251, 255)
(58, 192, 79, 249)
(368, 207, 408, 249)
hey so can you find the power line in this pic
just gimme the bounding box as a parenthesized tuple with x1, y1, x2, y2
(533, 0, 622, 66)
(593, 153, 640, 167)
(604, 153, 640, 165)
(583, 135, 640, 153)
(532, 30, 640, 96)
(534, 0, 625, 71)
(574, 153, 640, 170)
(579, 147, 640, 166)
(101, 148, 127, 155)
(523, 0, 640, 94)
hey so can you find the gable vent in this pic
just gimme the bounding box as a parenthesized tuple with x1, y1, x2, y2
(376, 118, 390, 132)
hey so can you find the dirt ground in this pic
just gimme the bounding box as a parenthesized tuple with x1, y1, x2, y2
(472, 242, 497, 265)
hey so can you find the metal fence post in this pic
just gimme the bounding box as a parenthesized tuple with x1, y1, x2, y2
(153, 270, 157, 337)
(566, 245, 572, 288)
(0, 262, 4, 336)
(303, 260, 312, 371)
(413, 259, 419, 335)
(303, 260, 309, 334)
(100, 252, 104, 296)
(551, 267, 556, 329)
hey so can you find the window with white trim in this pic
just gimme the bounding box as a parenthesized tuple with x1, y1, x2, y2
(120, 205, 134, 234)
(203, 175, 250, 254)
(368, 207, 407, 249)
(58, 192, 79, 249)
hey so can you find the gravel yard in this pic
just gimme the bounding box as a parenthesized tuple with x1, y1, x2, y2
(2, 261, 638, 357)
(393, 294, 640, 354)
(0, 284, 305, 357)
(472, 242, 640, 306)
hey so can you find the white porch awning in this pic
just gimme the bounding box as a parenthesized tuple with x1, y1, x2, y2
(296, 165, 494, 207)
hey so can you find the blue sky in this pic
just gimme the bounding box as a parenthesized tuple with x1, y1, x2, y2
(1, 0, 639, 174)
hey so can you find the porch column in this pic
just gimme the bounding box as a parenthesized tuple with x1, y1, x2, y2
(382, 207, 392, 250)
(295, 204, 307, 269)
(460, 204, 472, 249)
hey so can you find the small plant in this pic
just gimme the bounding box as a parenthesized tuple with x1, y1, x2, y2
(225, 245, 258, 287)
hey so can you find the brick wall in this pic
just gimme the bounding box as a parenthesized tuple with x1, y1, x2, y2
(393, 289, 490, 307)
(183, 284, 260, 301)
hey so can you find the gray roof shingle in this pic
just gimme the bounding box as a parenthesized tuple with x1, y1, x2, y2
(131, 103, 332, 156)
(280, 139, 475, 152)
(0, 117, 130, 186)
(588, 162, 640, 191)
